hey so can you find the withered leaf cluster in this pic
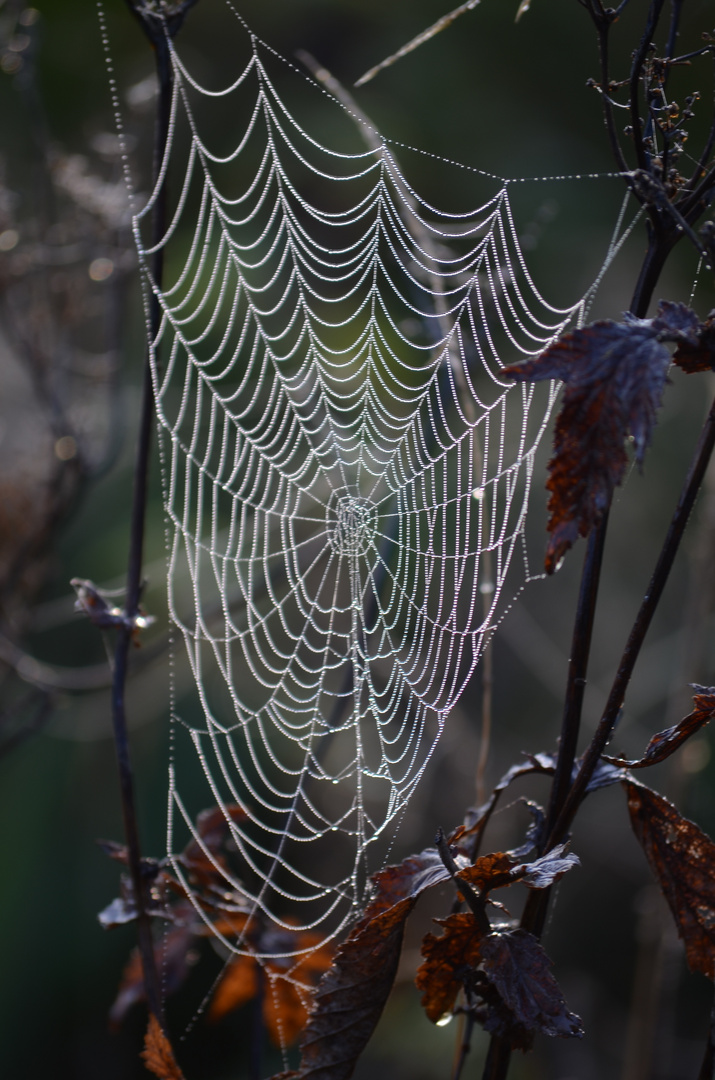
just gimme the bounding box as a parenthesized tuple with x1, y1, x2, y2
(104, 687, 715, 1080)
(278, 841, 582, 1079)
(102, 803, 333, 1050)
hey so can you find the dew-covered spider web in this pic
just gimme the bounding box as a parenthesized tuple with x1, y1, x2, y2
(102, 0, 639, 1006)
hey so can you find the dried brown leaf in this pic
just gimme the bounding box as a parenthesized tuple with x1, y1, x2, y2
(605, 686, 715, 769)
(263, 942, 335, 1047)
(280, 847, 453, 1079)
(625, 779, 715, 977)
(457, 851, 515, 893)
(504, 302, 699, 572)
(141, 1015, 185, 1080)
(416, 913, 484, 1022)
(480, 929, 583, 1039)
(208, 954, 257, 1023)
(293, 897, 411, 1079)
(456, 845, 578, 896)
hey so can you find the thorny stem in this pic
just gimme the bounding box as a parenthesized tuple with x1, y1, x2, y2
(629, 232, 674, 317)
(108, 1, 191, 1031)
(663, 0, 684, 64)
(544, 511, 610, 834)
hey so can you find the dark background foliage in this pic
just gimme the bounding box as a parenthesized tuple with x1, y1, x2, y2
(1, 1, 714, 1077)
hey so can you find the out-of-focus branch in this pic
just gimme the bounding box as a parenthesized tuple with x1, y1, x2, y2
(354, 0, 482, 88)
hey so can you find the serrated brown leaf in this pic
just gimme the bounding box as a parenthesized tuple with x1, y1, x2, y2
(625, 779, 715, 977)
(293, 897, 411, 1080)
(416, 913, 484, 1022)
(141, 1015, 185, 1080)
(504, 301, 700, 572)
(605, 686, 715, 769)
(279, 847, 454, 1079)
(480, 929, 583, 1039)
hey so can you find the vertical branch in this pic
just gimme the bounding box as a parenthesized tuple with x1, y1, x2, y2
(520, 507, 610, 940)
(546, 391, 715, 849)
(108, 0, 195, 1030)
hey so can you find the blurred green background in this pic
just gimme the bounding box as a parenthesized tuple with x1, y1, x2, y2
(1, 0, 715, 1077)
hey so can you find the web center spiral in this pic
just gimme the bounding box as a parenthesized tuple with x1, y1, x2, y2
(327, 493, 377, 558)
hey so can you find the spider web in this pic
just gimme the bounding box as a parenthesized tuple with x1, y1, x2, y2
(110, 2, 636, 988)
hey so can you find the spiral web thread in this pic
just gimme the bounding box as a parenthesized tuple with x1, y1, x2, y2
(127, 2, 636, 1015)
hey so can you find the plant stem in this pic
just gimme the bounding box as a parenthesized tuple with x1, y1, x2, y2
(520, 507, 610, 940)
(544, 510, 610, 834)
(452, 1012, 476, 1080)
(698, 984, 715, 1080)
(547, 390, 715, 849)
(481, 1036, 513, 1080)
(109, 5, 178, 1030)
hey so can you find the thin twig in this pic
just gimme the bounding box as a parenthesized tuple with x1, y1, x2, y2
(355, 0, 482, 87)
(109, 0, 194, 1032)
(586, 1, 629, 175)
(628, 0, 668, 172)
